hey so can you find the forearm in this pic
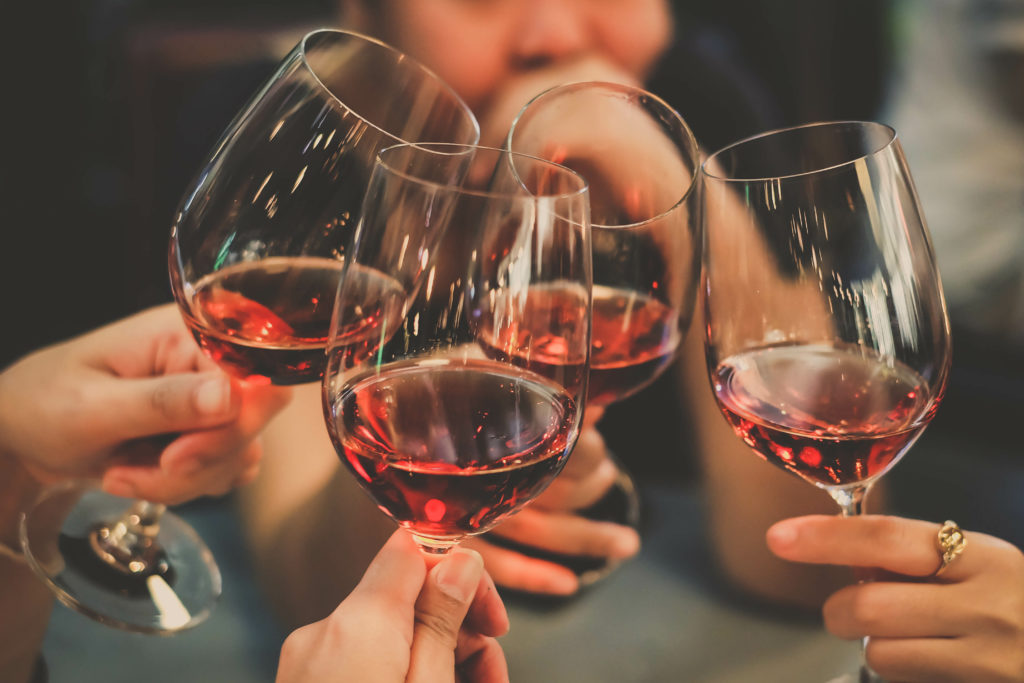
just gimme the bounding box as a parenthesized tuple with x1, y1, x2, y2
(0, 451, 54, 683)
(237, 386, 394, 628)
(679, 321, 849, 610)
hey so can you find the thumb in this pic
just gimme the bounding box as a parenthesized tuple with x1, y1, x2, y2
(406, 548, 484, 683)
(96, 372, 239, 441)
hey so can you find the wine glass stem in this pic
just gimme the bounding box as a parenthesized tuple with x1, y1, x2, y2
(829, 485, 884, 682)
(412, 533, 458, 556)
(90, 500, 170, 575)
(831, 485, 867, 518)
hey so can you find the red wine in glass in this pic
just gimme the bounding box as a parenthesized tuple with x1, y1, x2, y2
(588, 284, 681, 405)
(711, 343, 941, 488)
(481, 283, 680, 406)
(327, 358, 578, 541)
(182, 257, 404, 384)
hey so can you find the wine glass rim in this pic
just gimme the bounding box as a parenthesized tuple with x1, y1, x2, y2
(375, 142, 592, 202)
(507, 80, 701, 230)
(299, 28, 480, 146)
(701, 120, 897, 182)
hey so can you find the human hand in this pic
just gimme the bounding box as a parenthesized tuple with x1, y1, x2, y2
(465, 410, 641, 595)
(767, 515, 1024, 682)
(276, 530, 509, 683)
(0, 304, 291, 503)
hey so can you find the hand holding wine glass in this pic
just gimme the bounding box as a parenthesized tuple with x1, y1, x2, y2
(701, 121, 953, 680)
(322, 143, 591, 555)
(276, 530, 510, 683)
(0, 306, 289, 498)
(4, 305, 290, 636)
(766, 514, 1024, 682)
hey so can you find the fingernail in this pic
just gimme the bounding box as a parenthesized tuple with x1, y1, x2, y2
(104, 477, 137, 499)
(434, 548, 483, 602)
(194, 376, 231, 416)
(767, 521, 798, 547)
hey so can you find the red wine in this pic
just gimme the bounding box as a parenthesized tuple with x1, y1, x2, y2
(588, 285, 681, 405)
(482, 283, 680, 406)
(712, 343, 939, 487)
(327, 358, 578, 542)
(183, 257, 403, 384)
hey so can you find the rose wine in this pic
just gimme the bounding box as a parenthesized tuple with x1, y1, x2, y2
(482, 283, 680, 406)
(712, 343, 939, 488)
(183, 256, 403, 384)
(327, 358, 578, 542)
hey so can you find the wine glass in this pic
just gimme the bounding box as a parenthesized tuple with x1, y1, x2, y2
(322, 143, 592, 555)
(700, 121, 952, 680)
(170, 29, 478, 386)
(506, 81, 701, 580)
(19, 29, 479, 634)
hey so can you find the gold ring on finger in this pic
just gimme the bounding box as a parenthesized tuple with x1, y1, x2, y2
(933, 519, 967, 577)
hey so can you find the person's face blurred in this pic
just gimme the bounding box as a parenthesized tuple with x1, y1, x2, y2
(359, 0, 673, 113)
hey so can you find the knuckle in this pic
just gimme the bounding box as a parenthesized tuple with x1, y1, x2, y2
(846, 587, 883, 633)
(278, 629, 306, 659)
(866, 515, 902, 547)
(414, 610, 461, 649)
(977, 601, 1021, 636)
(150, 382, 179, 420)
(324, 610, 361, 643)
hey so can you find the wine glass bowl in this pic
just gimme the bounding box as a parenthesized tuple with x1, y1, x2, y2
(508, 81, 701, 407)
(170, 29, 479, 386)
(701, 121, 952, 503)
(322, 143, 592, 554)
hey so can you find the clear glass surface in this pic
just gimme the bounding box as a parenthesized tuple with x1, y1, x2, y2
(169, 29, 479, 386)
(701, 121, 953, 680)
(322, 143, 592, 554)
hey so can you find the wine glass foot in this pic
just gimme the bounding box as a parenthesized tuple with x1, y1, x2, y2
(20, 481, 221, 634)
